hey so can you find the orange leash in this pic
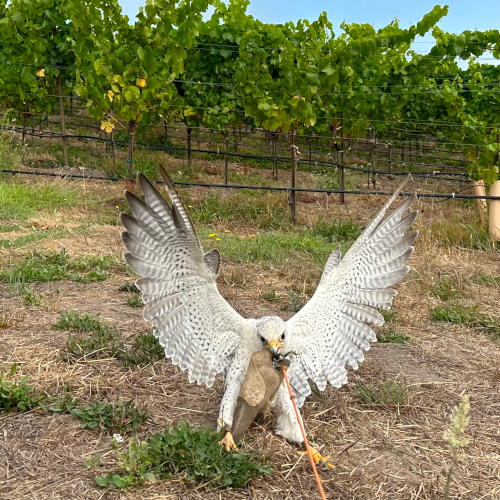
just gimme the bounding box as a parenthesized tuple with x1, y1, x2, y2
(282, 365, 327, 500)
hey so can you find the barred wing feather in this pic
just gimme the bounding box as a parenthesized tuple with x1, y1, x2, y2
(121, 166, 249, 387)
(286, 177, 418, 406)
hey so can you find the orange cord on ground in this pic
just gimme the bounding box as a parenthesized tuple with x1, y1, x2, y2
(282, 365, 327, 500)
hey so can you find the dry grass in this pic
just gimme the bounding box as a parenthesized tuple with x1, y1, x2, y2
(1, 159, 500, 499)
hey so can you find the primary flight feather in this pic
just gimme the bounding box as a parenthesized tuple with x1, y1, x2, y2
(121, 166, 418, 453)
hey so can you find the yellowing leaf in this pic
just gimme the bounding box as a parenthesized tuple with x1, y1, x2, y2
(103, 90, 114, 102)
(36, 68, 45, 78)
(100, 120, 115, 134)
(137, 77, 146, 88)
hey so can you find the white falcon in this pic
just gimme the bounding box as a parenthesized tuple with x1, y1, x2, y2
(121, 165, 417, 460)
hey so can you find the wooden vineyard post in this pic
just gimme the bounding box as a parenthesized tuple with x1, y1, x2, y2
(111, 129, 116, 167)
(233, 127, 238, 154)
(368, 128, 376, 189)
(490, 134, 500, 241)
(388, 142, 392, 171)
(22, 106, 27, 149)
(308, 135, 312, 172)
(57, 72, 69, 168)
(338, 118, 345, 203)
(127, 121, 135, 181)
(472, 147, 486, 225)
(490, 181, 500, 241)
(289, 130, 297, 222)
(197, 127, 200, 154)
(163, 120, 168, 145)
(187, 126, 192, 168)
(273, 132, 278, 180)
(31, 110, 35, 145)
(224, 130, 229, 185)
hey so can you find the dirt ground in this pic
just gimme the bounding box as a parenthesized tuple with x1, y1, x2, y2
(1, 167, 500, 500)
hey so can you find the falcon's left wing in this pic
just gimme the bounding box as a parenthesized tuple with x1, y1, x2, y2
(285, 178, 418, 406)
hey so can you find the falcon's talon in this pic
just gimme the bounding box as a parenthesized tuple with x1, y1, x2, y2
(299, 447, 335, 469)
(219, 431, 238, 452)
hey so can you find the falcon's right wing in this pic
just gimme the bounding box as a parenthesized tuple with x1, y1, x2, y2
(121, 166, 253, 387)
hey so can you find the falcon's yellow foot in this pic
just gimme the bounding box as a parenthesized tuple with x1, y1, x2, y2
(299, 446, 335, 469)
(219, 431, 238, 452)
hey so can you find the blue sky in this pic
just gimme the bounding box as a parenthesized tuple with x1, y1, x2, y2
(118, 0, 499, 35)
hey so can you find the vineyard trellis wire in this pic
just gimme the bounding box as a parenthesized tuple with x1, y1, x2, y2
(1, 104, 499, 225)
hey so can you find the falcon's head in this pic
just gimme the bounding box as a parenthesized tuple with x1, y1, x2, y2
(255, 316, 287, 355)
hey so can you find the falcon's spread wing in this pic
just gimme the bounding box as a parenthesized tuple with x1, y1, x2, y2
(286, 177, 418, 406)
(121, 166, 251, 387)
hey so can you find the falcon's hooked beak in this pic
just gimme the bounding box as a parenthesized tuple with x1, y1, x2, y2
(267, 340, 282, 356)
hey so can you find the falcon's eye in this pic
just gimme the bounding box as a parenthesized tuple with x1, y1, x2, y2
(259, 335, 266, 344)
(280, 332, 285, 341)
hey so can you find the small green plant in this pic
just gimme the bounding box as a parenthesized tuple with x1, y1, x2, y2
(116, 332, 164, 367)
(94, 421, 271, 490)
(431, 304, 500, 339)
(126, 295, 143, 308)
(377, 329, 409, 344)
(95, 437, 156, 489)
(430, 276, 462, 301)
(84, 454, 103, 470)
(0, 365, 36, 413)
(24, 290, 43, 306)
(259, 289, 281, 302)
(443, 395, 470, 500)
(70, 399, 148, 433)
(118, 283, 140, 293)
(54, 310, 121, 362)
(39, 391, 79, 414)
(356, 380, 408, 405)
(379, 309, 398, 323)
(119, 282, 143, 308)
(281, 289, 305, 312)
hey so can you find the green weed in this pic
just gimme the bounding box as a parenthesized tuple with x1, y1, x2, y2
(379, 310, 398, 323)
(70, 399, 148, 433)
(39, 392, 79, 414)
(430, 276, 463, 301)
(259, 289, 281, 302)
(117, 332, 164, 367)
(24, 289, 43, 306)
(94, 420, 271, 490)
(54, 310, 121, 362)
(119, 282, 143, 308)
(127, 295, 143, 308)
(356, 380, 408, 405)
(430, 304, 500, 339)
(281, 289, 306, 312)
(377, 330, 409, 344)
(118, 283, 140, 294)
(0, 365, 36, 413)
